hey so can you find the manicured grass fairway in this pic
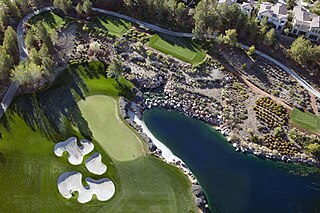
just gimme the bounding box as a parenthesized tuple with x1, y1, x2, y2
(0, 67, 196, 212)
(0, 116, 117, 213)
(96, 16, 131, 37)
(29, 11, 65, 34)
(148, 34, 206, 65)
(78, 95, 144, 161)
(290, 108, 320, 133)
(78, 93, 195, 212)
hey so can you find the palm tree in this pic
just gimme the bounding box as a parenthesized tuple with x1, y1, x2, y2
(107, 58, 123, 84)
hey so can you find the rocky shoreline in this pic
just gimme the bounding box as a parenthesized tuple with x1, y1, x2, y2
(119, 80, 320, 211)
(143, 90, 319, 166)
(119, 95, 210, 213)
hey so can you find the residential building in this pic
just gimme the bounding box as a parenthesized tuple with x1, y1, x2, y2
(291, 6, 320, 42)
(239, 0, 255, 15)
(258, 2, 288, 31)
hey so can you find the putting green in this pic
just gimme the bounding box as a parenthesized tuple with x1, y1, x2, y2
(78, 95, 145, 161)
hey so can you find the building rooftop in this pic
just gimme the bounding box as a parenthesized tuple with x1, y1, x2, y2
(293, 6, 320, 29)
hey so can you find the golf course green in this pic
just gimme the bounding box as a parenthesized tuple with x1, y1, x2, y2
(78, 95, 145, 161)
(0, 62, 197, 212)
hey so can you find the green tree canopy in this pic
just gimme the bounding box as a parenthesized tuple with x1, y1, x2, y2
(83, 0, 92, 15)
(263, 28, 275, 46)
(107, 58, 124, 83)
(11, 61, 46, 85)
(3, 26, 18, 62)
(290, 36, 319, 66)
(223, 29, 238, 46)
(54, 0, 72, 14)
(0, 46, 14, 80)
(306, 143, 320, 157)
(311, 1, 320, 16)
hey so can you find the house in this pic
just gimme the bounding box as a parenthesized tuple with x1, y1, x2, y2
(240, 2, 254, 15)
(291, 6, 320, 42)
(258, 2, 288, 31)
(239, 0, 255, 15)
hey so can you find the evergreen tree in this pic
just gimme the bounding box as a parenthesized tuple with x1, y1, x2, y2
(107, 58, 124, 84)
(263, 28, 275, 46)
(3, 26, 18, 62)
(0, 46, 13, 80)
(83, 0, 92, 15)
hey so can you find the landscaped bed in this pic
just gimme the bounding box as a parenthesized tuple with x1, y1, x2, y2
(148, 34, 206, 65)
(290, 108, 320, 133)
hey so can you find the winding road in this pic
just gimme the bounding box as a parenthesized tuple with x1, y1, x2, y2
(0, 6, 319, 119)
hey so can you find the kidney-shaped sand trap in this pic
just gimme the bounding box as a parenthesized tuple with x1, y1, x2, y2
(57, 172, 115, 203)
(54, 137, 94, 165)
(85, 152, 107, 175)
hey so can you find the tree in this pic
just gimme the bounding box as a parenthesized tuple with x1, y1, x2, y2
(83, 0, 92, 15)
(259, 17, 268, 37)
(274, 126, 285, 138)
(193, 0, 218, 38)
(51, 30, 59, 45)
(38, 43, 49, 59)
(11, 61, 45, 85)
(247, 45, 255, 56)
(3, 26, 18, 62)
(42, 56, 55, 73)
(290, 36, 314, 64)
(263, 28, 275, 46)
(283, 28, 290, 36)
(34, 22, 54, 53)
(223, 29, 238, 46)
(29, 48, 41, 65)
(107, 58, 123, 83)
(286, 0, 297, 10)
(306, 143, 320, 157)
(0, 46, 13, 80)
(54, 0, 72, 14)
(25, 30, 37, 50)
(76, 3, 83, 16)
(3, 0, 21, 20)
(311, 1, 320, 16)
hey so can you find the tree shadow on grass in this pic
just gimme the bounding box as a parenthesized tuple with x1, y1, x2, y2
(30, 11, 62, 30)
(10, 67, 92, 142)
(114, 82, 135, 101)
(0, 112, 13, 140)
(101, 16, 129, 28)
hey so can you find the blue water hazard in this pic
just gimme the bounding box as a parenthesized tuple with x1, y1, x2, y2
(143, 108, 320, 213)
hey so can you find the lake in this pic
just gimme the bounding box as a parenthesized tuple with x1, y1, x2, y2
(144, 108, 320, 213)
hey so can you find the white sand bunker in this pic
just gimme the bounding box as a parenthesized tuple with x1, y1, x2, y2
(57, 172, 115, 203)
(85, 152, 107, 175)
(54, 137, 94, 165)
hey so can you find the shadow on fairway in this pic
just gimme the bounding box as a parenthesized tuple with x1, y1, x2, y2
(0, 112, 13, 139)
(10, 67, 92, 141)
(114, 82, 135, 101)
